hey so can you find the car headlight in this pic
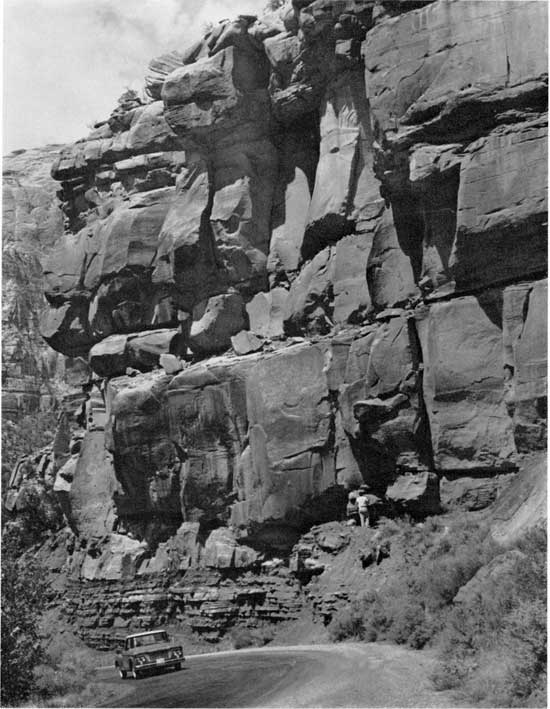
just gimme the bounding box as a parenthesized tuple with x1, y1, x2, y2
(135, 654, 150, 666)
(168, 647, 183, 659)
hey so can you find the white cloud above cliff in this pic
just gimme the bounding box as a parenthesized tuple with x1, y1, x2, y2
(3, 0, 268, 153)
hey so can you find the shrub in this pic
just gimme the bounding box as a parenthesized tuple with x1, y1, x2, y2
(336, 516, 499, 650)
(1, 537, 49, 704)
(1, 411, 57, 492)
(328, 606, 365, 642)
(328, 514, 546, 706)
(432, 522, 547, 707)
(31, 647, 90, 700)
(230, 624, 275, 650)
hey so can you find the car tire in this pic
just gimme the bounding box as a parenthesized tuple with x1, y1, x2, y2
(118, 668, 127, 680)
(131, 665, 141, 680)
(175, 662, 182, 671)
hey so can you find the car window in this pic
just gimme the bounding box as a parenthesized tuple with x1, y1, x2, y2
(126, 630, 168, 650)
(132, 632, 168, 648)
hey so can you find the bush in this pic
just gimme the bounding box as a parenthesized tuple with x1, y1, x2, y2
(330, 515, 498, 650)
(31, 647, 90, 700)
(1, 537, 49, 704)
(432, 522, 547, 707)
(2, 411, 57, 492)
(328, 606, 366, 642)
(328, 515, 546, 704)
(230, 625, 275, 650)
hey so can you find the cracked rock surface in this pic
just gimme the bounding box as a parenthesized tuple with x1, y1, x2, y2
(4, 0, 546, 646)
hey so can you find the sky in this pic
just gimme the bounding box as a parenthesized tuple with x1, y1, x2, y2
(2, 0, 268, 154)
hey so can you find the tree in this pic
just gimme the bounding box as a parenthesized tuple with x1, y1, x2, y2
(2, 410, 57, 492)
(1, 535, 49, 704)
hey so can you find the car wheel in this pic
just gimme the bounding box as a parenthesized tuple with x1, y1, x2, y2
(131, 665, 141, 680)
(175, 662, 182, 671)
(118, 668, 127, 679)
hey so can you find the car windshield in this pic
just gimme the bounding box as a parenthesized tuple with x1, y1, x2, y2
(130, 632, 168, 648)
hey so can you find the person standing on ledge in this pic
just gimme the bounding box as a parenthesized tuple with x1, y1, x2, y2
(346, 490, 359, 525)
(356, 484, 382, 527)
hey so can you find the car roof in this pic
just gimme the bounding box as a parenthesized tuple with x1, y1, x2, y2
(126, 630, 167, 639)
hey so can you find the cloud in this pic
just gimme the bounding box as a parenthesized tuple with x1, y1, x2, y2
(3, 0, 268, 153)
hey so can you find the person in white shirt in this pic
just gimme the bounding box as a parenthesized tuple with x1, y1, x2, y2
(356, 484, 382, 527)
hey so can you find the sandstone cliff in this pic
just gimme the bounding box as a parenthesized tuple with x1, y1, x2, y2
(2, 146, 66, 418)
(5, 0, 547, 648)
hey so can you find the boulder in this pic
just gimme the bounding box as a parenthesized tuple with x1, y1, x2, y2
(40, 301, 94, 357)
(385, 471, 440, 517)
(189, 293, 247, 355)
(265, 32, 334, 124)
(145, 51, 187, 100)
(125, 101, 182, 154)
(126, 329, 185, 370)
(159, 354, 184, 374)
(89, 329, 183, 377)
(203, 527, 237, 568)
(81, 534, 148, 582)
(246, 288, 289, 338)
(231, 330, 264, 355)
(83, 188, 174, 293)
(162, 47, 271, 141)
(89, 335, 131, 379)
(203, 527, 259, 569)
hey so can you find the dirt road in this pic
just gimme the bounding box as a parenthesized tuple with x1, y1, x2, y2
(98, 642, 462, 708)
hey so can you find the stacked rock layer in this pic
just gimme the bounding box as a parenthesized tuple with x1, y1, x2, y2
(6, 0, 547, 644)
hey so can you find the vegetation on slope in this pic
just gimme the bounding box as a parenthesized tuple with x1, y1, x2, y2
(1, 536, 49, 705)
(1, 411, 57, 490)
(328, 515, 547, 707)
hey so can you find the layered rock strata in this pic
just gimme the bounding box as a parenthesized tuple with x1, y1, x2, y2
(5, 0, 547, 644)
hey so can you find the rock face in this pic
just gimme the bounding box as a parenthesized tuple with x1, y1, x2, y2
(2, 147, 66, 418)
(5, 0, 546, 647)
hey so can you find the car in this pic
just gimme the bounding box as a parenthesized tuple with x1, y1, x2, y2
(115, 630, 185, 679)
